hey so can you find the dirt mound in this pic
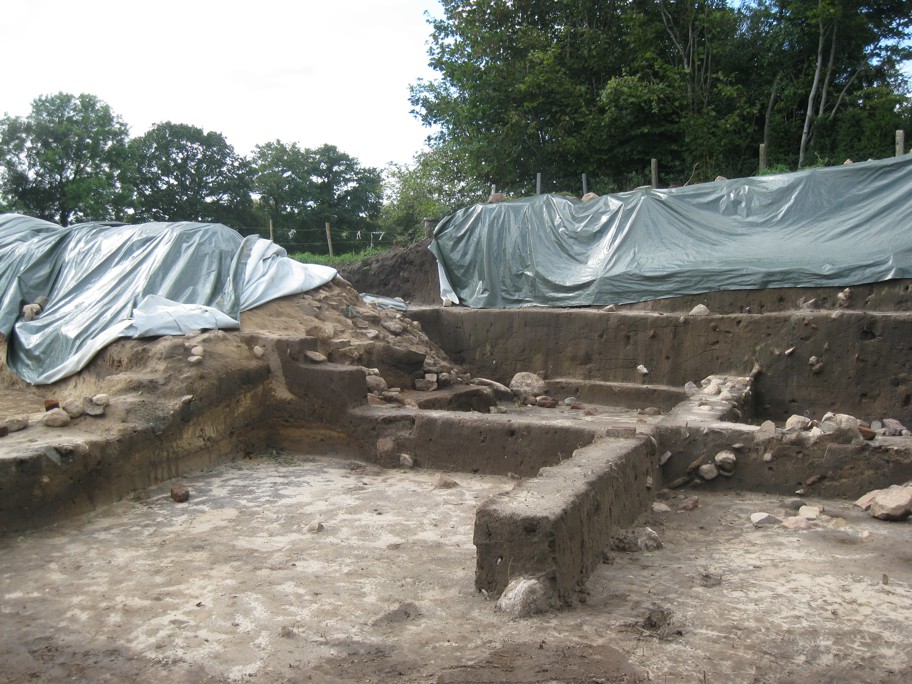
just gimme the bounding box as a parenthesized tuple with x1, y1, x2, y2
(337, 240, 440, 305)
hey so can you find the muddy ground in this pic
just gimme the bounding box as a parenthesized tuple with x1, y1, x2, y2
(1, 452, 909, 683)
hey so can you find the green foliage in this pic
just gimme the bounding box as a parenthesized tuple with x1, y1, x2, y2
(380, 146, 489, 244)
(411, 0, 912, 188)
(287, 248, 387, 267)
(0, 92, 129, 225)
(253, 142, 383, 254)
(124, 122, 256, 227)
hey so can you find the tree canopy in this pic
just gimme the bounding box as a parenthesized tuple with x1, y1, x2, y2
(252, 141, 383, 253)
(0, 93, 129, 225)
(125, 122, 255, 226)
(410, 0, 912, 193)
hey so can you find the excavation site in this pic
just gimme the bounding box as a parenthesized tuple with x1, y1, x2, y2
(2, 158, 912, 683)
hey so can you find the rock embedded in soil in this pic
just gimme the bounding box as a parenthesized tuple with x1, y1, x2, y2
(433, 475, 459, 490)
(170, 485, 190, 503)
(698, 464, 719, 480)
(689, 304, 710, 316)
(61, 399, 84, 418)
(495, 577, 554, 618)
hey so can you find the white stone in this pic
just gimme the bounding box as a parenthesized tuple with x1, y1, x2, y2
(704, 382, 721, 396)
(798, 505, 820, 520)
(714, 450, 737, 471)
(509, 372, 546, 397)
(61, 399, 84, 418)
(698, 464, 719, 480)
(187, 355, 203, 364)
(834, 414, 859, 431)
(750, 512, 781, 527)
(495, 577, 553, 618)
(636, 364, 649, 375)
(652, 502, 672, 513)
(785, 415, 811, 431)
(689, 304, 710, 316)
(91, 394, 110, 407)
(637, 527, 662, 551)
(190, 345, 204, 357)
(399, 453, 415, 469)
(42, 408, 70, 427)
(253, 345, 265, 358)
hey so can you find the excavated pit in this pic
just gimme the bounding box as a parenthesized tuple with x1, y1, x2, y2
(3, 270, 912, 681)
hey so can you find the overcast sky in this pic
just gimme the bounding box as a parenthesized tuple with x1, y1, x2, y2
(3, 0, 442, 169)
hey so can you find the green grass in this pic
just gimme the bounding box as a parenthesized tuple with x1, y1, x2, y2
(288, 247, 388, 266)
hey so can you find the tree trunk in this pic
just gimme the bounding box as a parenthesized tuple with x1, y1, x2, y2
(799, 8, 827, 167)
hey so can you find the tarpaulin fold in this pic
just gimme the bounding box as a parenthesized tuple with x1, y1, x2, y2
(429, 154, 912, 308)
(0, 217, 336, 384)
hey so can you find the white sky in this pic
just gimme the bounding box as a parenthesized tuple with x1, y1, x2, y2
(3, 0, 442, 169)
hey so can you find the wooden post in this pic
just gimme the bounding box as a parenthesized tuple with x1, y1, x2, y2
(650, 159, 658, 188)
(536, 172, 542, 195)
(582, 173, 588, 196)
(897, 130, 906, 157)
(324, 222, 334, 257)
(268, 217, 274, 242)
(759, 143, 767, 172)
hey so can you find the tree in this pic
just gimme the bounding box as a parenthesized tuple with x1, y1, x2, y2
(253, 141, 382, 253)
(381, 145, 489, 244)
(0, 92, 129, 225)
(124, 122, 255, 226)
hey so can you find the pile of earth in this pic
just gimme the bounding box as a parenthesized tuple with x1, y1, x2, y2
(0, 274, 467, 443)
(337, 239, 440, 306)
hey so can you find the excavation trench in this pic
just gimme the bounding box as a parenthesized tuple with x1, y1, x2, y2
(4, 295, 912, 608)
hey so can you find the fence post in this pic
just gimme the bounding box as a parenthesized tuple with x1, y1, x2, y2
(759, 143, 767, 172)
(582, 173, 588, 196)
(325, 222, 334, 257)
(536, 173, 542, 195)
(897, 130, 906, 157)
(650, 159, 658, 188)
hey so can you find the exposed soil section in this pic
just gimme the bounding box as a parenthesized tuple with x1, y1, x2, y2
(337, 240, 440, 306)
(3, 251, 912, 682)
(0, 454, 908, 682)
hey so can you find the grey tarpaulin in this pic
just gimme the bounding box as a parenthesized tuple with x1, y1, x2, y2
(429, 154, 912, 308)
(0, 216, 337, 384)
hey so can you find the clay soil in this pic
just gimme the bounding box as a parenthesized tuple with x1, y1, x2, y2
(1, 453, 910, 683)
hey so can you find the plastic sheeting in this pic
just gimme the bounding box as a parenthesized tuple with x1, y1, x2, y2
(0, 216, 336, 384)
(430, 154, 912, 308)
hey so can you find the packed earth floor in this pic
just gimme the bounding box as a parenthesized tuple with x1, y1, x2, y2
(1, 453, 909, 683)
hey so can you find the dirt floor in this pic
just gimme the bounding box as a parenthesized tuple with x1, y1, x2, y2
(1, 452, 909, 683)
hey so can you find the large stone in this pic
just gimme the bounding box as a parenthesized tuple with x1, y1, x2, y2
(750, 512, 781, 527)
(869, 485, 912, 521)
(882, 418, 908, 436)
(365, 374, 388, 394)
(495, 577, 554, 617)
(689, 304, 710, 316)
(714, 450, 737, 472)
(698, 464, 719, 481)
(4, 415, 29, 433)
(785, 415, 811, 431)
(42, 408, 70, 427)
(469, 377, 515, 401)
(509, 372, 546, 398)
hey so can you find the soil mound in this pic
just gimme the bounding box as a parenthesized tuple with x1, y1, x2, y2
(337, 240, 439, 305)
